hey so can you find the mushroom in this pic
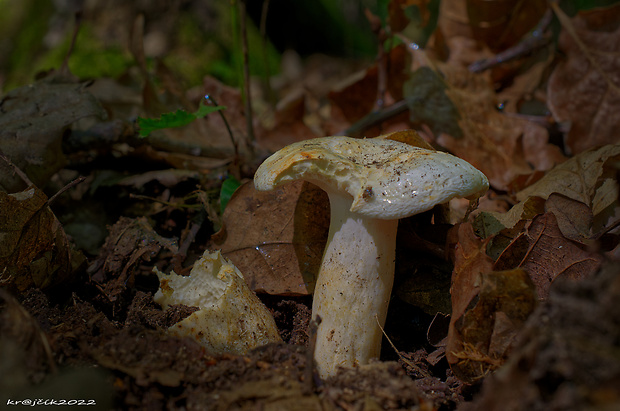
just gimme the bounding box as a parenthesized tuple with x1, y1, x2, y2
(254, 130, 489, 378)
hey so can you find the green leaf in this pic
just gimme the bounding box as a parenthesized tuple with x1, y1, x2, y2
(195, 100, 226, 118)
(220, 176, 242, 214)
(137, 100, 225, 137)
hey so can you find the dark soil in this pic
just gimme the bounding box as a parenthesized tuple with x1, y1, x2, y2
(2, 257, 619, 410)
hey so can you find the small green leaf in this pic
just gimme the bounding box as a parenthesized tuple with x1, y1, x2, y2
(195, 100, 226, 118)
(137, 101, 226, 137)
(220, 176, 242, 214)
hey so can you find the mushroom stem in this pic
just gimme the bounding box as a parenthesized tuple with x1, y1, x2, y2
(312, 191, 398, 378)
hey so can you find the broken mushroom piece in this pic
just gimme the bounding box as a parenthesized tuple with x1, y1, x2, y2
(154, 250, 282, 355)
(254, 130, 489, 378)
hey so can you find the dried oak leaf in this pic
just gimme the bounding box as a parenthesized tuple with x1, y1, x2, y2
(0, 79, 106, 192)
(446, 223, 536, 383)
(494, 212, 603, 300)
(0, 186, 82, 293)
(211, 180, 329, 296)
(547, 4, 620, 154)
(405, 64, 565, 191)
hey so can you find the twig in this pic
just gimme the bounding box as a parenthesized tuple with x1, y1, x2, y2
(239, 0, 256, 144)
(0, 151, 33, 186)
(342, 100, 409, 136)
(205, 95, 238, 157)
(375, 314, 426, 375)
(60, 11, 82, 76)
(47, 176, 85, 205)
(364, 8, 387, 111)
(259, 0, 275, 107)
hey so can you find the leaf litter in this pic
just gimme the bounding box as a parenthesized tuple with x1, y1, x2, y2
(1, 1, 620, 410)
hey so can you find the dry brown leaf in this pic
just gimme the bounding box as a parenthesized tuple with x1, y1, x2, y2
(473, 196, 546, 239)
(547, 4, 620, 154)
(494, 212, 603, 300)
(211, 181, 329, 296)
(0, 187, 81, 293)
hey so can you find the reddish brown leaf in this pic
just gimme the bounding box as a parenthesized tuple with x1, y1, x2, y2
(211, 181, 329, 296)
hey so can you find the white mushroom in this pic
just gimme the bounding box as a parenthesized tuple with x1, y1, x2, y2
(254, 130, 489, 378)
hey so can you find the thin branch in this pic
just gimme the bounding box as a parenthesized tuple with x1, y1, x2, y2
(0, 151, 33, 187)
(205, 95, 238, 157)
(47, 176, 85, 205)
(239, 0, 256, 144)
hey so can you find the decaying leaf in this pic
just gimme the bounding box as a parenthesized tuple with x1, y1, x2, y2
(448, 266, 536, 384)
(547, 4, 620, 154)
(211, 180, 329, 295)
(0, 186, 82, 293)
(0, 79, 106, 192)
(494, 212, 603, 300)
(207, 378, 323, 411)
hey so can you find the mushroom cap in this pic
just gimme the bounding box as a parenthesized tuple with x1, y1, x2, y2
(254, 133, 489, 220)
